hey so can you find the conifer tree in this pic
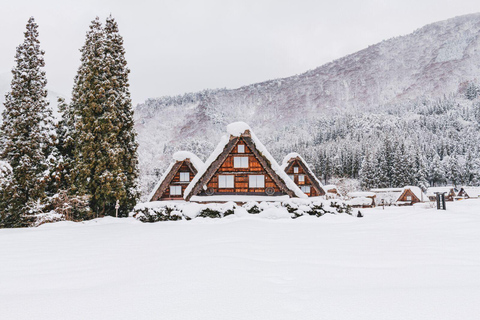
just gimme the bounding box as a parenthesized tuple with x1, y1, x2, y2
(102, 15, 139, 216)
(0, 17, 54, 227)
(69, 16, 138, 217)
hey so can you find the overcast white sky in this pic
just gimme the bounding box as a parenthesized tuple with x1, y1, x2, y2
(1, 0, 480, 105)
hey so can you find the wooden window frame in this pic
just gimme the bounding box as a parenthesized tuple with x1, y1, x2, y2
(249, 175, 265, 188)
(293, 166, 299, 173)
(179, 172, 190, 182)
(233, 156, 249, 168)
(301, 185, 311, 194)
(170, 185, 182, 196)
(237, 144, 245, 153)
(218, 175, 234, 188)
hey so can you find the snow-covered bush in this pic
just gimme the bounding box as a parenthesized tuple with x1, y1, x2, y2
(132, 199, 352, 222)
(51, 190, 92, 221)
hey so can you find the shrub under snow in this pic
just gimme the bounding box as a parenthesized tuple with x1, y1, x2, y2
(132, 199, 352, 222)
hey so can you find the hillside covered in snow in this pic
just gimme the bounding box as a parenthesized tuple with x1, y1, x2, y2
(135, 13, 480, 197)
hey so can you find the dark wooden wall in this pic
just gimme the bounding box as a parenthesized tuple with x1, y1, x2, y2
(284, 159, 319, 197)
(204, 140, 283, 195)
(158, 162, 196, 200)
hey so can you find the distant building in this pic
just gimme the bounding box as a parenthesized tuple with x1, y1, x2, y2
(425, 187, 456, 202)
(347, 192, 376, 208)
(323, 185, 342, 199)
(281, 153, 325, 197)
(457, 187, 480, 199)
(370, 188, 403, 206)
(149, 151, 203, 201)
(396, 186, 427, 205)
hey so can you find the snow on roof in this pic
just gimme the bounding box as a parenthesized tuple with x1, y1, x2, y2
(370, 188, 403, 193)
(348, 192, 376, 198)
(461, 187, 480, 198)
(280, 152, 324, 188)
(148, 151, 204, 201)
(425, 187, 455, 197)
(185, 122, 307, 199)
(172, 151, 204, 172)
(398, 186, 427, 202)
(323, 185, 338, 190)
(226, 121, 252, 137)
(347, 197, 373, 206)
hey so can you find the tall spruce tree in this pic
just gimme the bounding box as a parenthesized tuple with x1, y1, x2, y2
(102, 15, 139, 216)
(0, 17, 54, 227)
(69, 16, 138, 217)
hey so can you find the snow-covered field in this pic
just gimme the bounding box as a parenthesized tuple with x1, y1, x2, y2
(1, 200, 479, 320)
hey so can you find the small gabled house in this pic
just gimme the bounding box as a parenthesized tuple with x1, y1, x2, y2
(281, 153, 325, 197)
(184, 122, 307, 202)
(149, 151, 204, 201)
(323, 184, 342, 199)
(396, 186, 427, 205)
(425, 187, 456, 202)
(371, 188, 403, 206)
(347, 192, 376, 208)
(457, 187, 480, 199)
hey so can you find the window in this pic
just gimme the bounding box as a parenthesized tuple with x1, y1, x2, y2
(293, 166, 299, 173)
(406, 196, 412, 201)
(170, 185, 182, 196)
(237, 144, 245, 153)
(179, 172, 190, 182)
(301, 186, 311, 194)
(288, 174, 294, 181)
(234, 156, 249, 168)
(249, 175, 265, 188)
(298, 174, 305, 182)
(218, 175, 234, 188)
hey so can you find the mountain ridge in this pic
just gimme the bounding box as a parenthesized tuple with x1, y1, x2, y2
(123, 13, 480, 194)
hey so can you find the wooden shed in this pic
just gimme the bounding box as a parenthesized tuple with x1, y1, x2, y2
(396, 186, 427, 205)
(149, 151, 203, 201)
(184, 122, 306, 202)
(425, 187, 456, 202)
(323, 185, 342, 199)
(347, 192, 376, 208)
(457, 187, 480, 199)
(281, 153, 325, 197)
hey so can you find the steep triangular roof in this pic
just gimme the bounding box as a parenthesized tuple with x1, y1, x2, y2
(149, 151, 203, 201)
(281, 152, 325, 196)
(396, 186, 427, 203)
(185, 122, 306, 200)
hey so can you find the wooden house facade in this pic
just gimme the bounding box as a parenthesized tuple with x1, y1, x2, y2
(185, 122, 306, 202)
(281, 153, 325, 197)
(396, 186, 427, 205)
(149, 152, 203, 201)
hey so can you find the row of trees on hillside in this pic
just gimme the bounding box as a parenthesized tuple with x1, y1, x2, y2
(298, 99, 480, 190)
(0, 16, 139, 228)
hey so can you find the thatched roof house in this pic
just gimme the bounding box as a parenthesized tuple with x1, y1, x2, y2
(149, 151, 203, 201)
(184, 122, 306, 202)
(280, 153, 325, 197)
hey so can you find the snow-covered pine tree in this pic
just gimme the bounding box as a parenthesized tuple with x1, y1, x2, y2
(0, 17, 55, 227)
(413, 151, 429, 190)
(102, 15, 139, 216)
(359, 152, 378, 190)
(70, 16, 138, 217)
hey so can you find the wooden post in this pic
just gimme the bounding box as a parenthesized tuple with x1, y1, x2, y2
(115, 200, 120, 218)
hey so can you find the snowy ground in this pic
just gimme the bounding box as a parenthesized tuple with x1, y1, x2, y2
(1, 200, 480, 320)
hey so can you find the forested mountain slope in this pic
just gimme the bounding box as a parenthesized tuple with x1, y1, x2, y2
(135, 13, 480, 197)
